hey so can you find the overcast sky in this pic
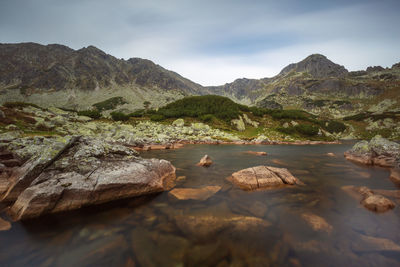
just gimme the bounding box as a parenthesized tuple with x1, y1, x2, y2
(1, 0, 399, 86)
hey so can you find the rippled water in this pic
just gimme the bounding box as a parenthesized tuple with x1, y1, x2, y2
(1, 143, 400, 266)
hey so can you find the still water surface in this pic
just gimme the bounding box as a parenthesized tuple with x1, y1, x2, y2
(1, 143, 399, 266)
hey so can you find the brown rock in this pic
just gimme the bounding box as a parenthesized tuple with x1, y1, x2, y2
(169, 186, 221, 201)
(361, 195, 395, 212)
(175, 214, 271, 241)
(228, 166, 302, 191)
(344, 152, 373, 165)
(0, 217, 11, 231)
(326, 153, 335, 157)
(390, 168, 400, 185)
(342, 185, 395, 213)
(149, 145, 166, 150)
(245, 151, 267, 156)
(301, 213, 333, 234)
(5, 137, 176, 221)
(197, 155, 213, 167)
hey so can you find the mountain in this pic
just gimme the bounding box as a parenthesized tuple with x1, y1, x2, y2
(0, 42, 399, 118)
(278, 54, 348, 78)
(207, 54, 400, 117)
(0, 42, 204, 111)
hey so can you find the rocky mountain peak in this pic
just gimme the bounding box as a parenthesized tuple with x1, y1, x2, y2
(279, 54, 348, 78)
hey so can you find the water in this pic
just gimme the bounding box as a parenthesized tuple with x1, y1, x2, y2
(1, 143, 400, 266)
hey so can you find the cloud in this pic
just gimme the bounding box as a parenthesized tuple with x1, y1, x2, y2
(0, 0, 399, 85)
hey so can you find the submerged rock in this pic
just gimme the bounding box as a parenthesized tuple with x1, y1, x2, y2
(344, 136, 400, 168)
(342, 185, 395, 213)
(245, 151, 267, 156)
(175, 214, 271, 241)
(352, 234, 400, 253)
(0, 217, 11, 231)
(169, 186, 221, 201)
(390, 168, 400, 185)
(301, 213, 333, 234)
(197, 155, 213, 167)
(228, 166, 303, 190)
(0, 136, 176, 220)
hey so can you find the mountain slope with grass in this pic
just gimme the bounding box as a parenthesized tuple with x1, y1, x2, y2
(0, 42, 205, 111)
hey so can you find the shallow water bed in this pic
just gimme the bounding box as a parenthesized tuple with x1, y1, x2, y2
(1, 143, 399, 266)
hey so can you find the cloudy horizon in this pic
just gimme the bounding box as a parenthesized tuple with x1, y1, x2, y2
(1, 0, 399, 86)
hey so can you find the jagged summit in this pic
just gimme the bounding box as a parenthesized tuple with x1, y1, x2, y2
(279, 54, 348, 78)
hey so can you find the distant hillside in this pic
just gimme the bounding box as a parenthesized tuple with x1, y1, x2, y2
(207, 54, 400, 118)
(0, 42, 205, 111)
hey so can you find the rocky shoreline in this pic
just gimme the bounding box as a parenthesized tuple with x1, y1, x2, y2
(343, 135, 400, 213)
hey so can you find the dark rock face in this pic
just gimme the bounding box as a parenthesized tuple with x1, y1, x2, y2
(256, 99, 283, 110)
(0, 136, 176, 220)
(0, 42, 203, 94)
(279, 54, 348, 78)
(206, 78, 267, 102)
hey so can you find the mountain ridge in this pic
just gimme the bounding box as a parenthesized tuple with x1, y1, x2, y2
(0, 42, 399, 117)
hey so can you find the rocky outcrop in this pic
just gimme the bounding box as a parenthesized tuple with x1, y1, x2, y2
(342, 186, 395, 213)
(197, 155, 213, 167)
(228, 166, 303, 190)
(279, 54, 348, 78)
(0, 136, 176, 220)
(169, 186, 221, 201)
(344, 136, 400, 168)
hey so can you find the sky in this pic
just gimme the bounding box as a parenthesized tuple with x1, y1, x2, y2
(0, 0, 399, 86)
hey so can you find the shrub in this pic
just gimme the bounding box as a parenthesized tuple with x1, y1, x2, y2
(129, 109, 145, 117)
(200, 114, 214, 122)
(77, 110, 102, 119)
(270, 109, 311, 121)
(3, 101, 42, 110)
(110, 111, 130, 121)
(93, 97, 127, 111)
(150, 114, 165, 121)
(326, 121, 346, 133)
(277, 124, 319, 136)
(295, 124, 319, 136)
(156, 95, 246, 121)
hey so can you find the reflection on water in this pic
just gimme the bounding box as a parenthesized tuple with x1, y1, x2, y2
(1, 144, 400, 266)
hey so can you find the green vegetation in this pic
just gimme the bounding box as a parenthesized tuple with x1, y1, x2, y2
(92, 97, 127, 111)
(154, 95, 248, 121)
(343, 112, 400, 121)
(326, 121, 346, 133)
(110, 111, 130, 121)
(200, 114, 214, 123)
(150, 114, 165, 121)
(3, 101, 44, 110)
(129, 109, 145, 117)
(77, 110, 102, 119)
(278, 124, 319, 136)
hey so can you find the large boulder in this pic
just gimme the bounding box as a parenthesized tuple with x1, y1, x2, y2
(227, 166, 303, 190)
(344, 136, 400, 168)
(0, 136, 176, 220)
